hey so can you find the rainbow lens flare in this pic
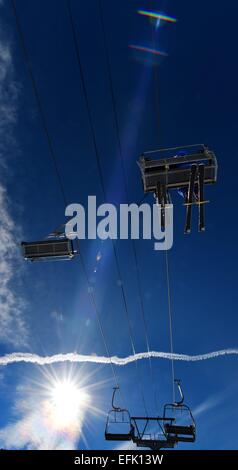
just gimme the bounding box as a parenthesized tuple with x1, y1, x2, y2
(129, 44, 168, 57)
(138, 10, 177, 23)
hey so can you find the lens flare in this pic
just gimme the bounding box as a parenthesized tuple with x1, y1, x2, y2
(156, 18, 161, 31)
(138, 10, 177, 23)
(129, 44, 168, 57)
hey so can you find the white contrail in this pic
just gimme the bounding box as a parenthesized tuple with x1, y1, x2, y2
(0, 349, 237, 367)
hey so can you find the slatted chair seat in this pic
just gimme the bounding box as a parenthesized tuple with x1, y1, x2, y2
(21, 239, 75, 261)
(135, 439, 175, 450)
(105, 433, 132, 441)
(164, 424, 195, 436)
(164, 424, 196, 443)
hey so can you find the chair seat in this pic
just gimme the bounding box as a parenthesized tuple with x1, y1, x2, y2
(105, 433, 132, 441)
(21, 239, 75, 261)
(135, 439, 175, 450)
(164, 424, 195, 436)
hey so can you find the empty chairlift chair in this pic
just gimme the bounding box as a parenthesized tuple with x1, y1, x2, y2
(138, 144, 218, 233)
(21, 226, 79, 262)
(163, 380, 196, 443)
(105, 388, 133, 442)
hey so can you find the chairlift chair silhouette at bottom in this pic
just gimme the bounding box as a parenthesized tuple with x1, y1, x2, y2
(105, 388, 177, 450)
(105, 388, 133, 442)
(163, 380, 196, 443)
(105, 384, 196, 449)
(130, 416, 176, 450)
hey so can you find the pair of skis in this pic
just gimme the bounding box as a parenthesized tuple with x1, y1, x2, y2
(155, 164, 207, 233)
(155, 182, 171, 232)
(184, 163, 206, 234)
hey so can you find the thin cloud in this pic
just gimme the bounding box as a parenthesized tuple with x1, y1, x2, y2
(193, 395, 225, 418)
(0, 348, 238, 367)
(0, 40, 18, 158)
(51, 311, 64, 323)
(50, 311, 65, 340)
(193, 386, 234, 419)
(0, 183, 28, 346)
(0, 22, 28, 345)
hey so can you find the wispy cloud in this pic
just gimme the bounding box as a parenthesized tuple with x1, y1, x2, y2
(193, 386, 234, 419)
(51, 311, 64, 323)
(0, 19, 28, 345)
(193, 394, 225, 418)
(50, 310, 65, 340)
(0, 348, 238, 367)
(0, 36, 18, 161)
(0, 183, 28, 346)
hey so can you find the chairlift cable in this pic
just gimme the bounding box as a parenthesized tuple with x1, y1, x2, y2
(66, 0, 148, 416)
(165, 251, 176, 402)
(97, 0, 158, 412)
(10, 0, 68, 209)
(79, 253, 127, 407)
(10, 0, 124, 405)
(152, 20, 176, 402)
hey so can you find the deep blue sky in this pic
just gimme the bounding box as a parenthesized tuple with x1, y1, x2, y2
(0, 0, 238, 450)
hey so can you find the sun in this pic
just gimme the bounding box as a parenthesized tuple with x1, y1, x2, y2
(48, 378, 90, 431)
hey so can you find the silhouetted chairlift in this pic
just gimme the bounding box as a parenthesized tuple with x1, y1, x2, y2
(105, 388, 133, 442)
(131, 416, 176, 450)
(130, 416, 176, 450)
(163, 380, 196, 443)
(21, 225, 79, 262)
(138, 144, 218, 233)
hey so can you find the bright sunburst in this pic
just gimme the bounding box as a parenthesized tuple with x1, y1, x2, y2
(25, 365, 106, 448)
(49, 379, 90, 430)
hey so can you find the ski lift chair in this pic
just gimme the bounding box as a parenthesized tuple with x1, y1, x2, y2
(163, 380, 196, 443)
(138, 144, 218, 233)
(105, 388, 133, 442)
(21, 225, 79, 262)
